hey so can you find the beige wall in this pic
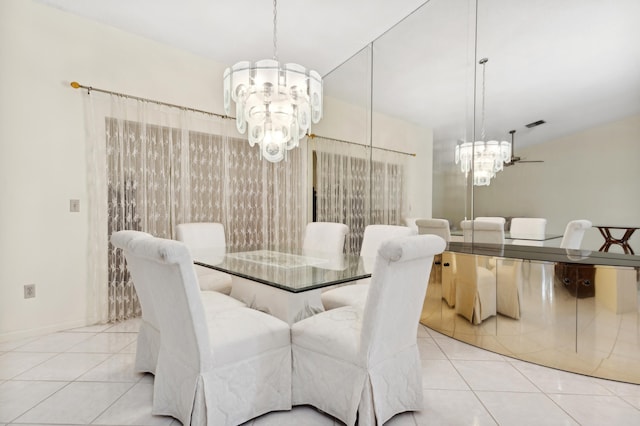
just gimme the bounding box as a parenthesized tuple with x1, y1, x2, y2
(473, 114, 640, 251)
(0, 0, 229, 341)
(0, 0, 432, 340)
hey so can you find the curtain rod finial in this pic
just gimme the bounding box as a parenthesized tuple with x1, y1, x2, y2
(70, 81, 80, 89)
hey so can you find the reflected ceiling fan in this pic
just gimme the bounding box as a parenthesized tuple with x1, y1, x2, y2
(504, 129, 544, 166)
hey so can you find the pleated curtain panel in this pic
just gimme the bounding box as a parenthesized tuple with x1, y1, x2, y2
(84, 92, 307, 323)
(83, 92, 408, 323)
(310, 136, 408, 255)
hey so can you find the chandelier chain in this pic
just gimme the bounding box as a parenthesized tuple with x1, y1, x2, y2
(480, 58, 487, 141)
(272, 0, 278, 61)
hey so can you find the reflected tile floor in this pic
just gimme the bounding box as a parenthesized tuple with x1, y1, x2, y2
(1, 319, 639, 425)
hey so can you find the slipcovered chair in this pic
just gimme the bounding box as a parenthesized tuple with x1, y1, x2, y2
(461, 220, 505, 244)
(321, 224, 417, 310)
(560, 219, 592, 249)
(509, 217, 548, 285)
(509, 217, 547, 246)
(416, 218, 451, 241)
(454, 252, 497, 324)
(113, 232, 291, 426)
(403, 217, 419, 233)
(302, 222, 349, 255)
(111, 231, 245, 375)
(496, 258, 524, 319)
(476, 216, 506, 226)
(416, 218, 453, 303)
(292, 234, 446, 425)
(176, 222, 233, 294)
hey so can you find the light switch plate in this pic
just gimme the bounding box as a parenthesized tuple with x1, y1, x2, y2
(70, 199, 80, 212)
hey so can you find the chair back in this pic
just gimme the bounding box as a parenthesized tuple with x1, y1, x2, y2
(476, 217, 506, 226)
(302, 222, 349, 255)
(510, 218, 547, 239)
(361, 235, 446, 363)
(415, 218, 451, 242)
(116, 234, 211, 371)
(560, 220, 592, 249)
(111, 231, 156, 326)
(404, 217, 419, 233)
(461, 220, 504, 244)
(176, 222, 226, 251)
(360, 225, 417, 258)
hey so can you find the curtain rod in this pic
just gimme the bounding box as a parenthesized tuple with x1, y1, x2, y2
(69, 81, 232, 120)
(308, 134, 416, 157)
(70, 82, 416, 157)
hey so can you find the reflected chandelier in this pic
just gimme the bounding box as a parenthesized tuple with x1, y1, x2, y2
(223, 0, 323, 163)
(455, 58, 511, 186)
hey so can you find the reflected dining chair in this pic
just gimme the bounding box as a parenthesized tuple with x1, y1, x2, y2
(458, 221, 518, 320)
(302, 222, 349, 255)
(560, 219, 592, 249)
(509, 217, 547, 246)
(454, 252, 497, 324)
(476, 216, 506, 226)
(111, 231, 245, 375)
(461, 220, 505, 244)
(416, 218, 453, 303)
(176, 222, 233, 294)
(509, 217, 548, 286)
(113, 232, 291, 426)
(404, 217, 419, 233)
(292, 235, 446, 426)
(321, 224, 417, 310)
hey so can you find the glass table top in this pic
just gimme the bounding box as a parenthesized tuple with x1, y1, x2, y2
(450, 230, 563, 241)
(192, 248, 373, 293)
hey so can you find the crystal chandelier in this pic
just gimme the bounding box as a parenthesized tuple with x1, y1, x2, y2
(455, 58, 511, 186)
(223, 0, 323, 163)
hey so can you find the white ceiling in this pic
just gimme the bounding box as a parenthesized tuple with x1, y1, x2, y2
(37, 0, 640, 149)
(36, 0, 427, 76)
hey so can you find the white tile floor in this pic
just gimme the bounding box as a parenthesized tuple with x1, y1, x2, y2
(1, 318, 640, 425)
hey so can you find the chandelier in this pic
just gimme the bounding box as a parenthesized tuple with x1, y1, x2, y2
(223, 0, 323, 163)
(455, 58, 511, 186)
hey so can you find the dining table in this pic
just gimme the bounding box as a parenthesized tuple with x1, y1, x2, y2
(192, 248, 372, 324)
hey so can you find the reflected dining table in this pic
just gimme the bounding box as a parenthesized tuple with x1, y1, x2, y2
(450, 230, 563, 245)
(192, 248, 372, 324)
(594, 225, 639, 255)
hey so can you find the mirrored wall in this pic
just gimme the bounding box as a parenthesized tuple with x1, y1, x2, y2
(320, 0, 640, 383)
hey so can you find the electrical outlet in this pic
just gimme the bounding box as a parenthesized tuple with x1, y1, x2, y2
(24, 284, 36, 299)
(70, 199, 80, 212)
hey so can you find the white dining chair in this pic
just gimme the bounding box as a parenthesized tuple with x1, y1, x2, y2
(114, 232, 291, 426)
(458, 220, 520, 320)
(302, 222, 349, 255)
(404, 217, 419, 233)
(176, 222, 233, 294)
(111, 231, 245, 375)
(476, 216, 506, 226)
(509, 217, 547, 246)
(321, 224, 417, 310)
(560, 219, 592, 249)
(292, 234, 446, 426)
(461, 220, 505, 244)
(454, 252, 497, 324)
(415, 218, 451, 241)
(416, 218, 453, 303)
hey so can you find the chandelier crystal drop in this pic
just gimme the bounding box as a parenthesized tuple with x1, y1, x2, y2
(454, 58, 511, 186)
(223, 0, 323, 163)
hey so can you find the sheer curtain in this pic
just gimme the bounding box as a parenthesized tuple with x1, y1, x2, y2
(310, 136, 408, 254)
(84, 91, 307, 323)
